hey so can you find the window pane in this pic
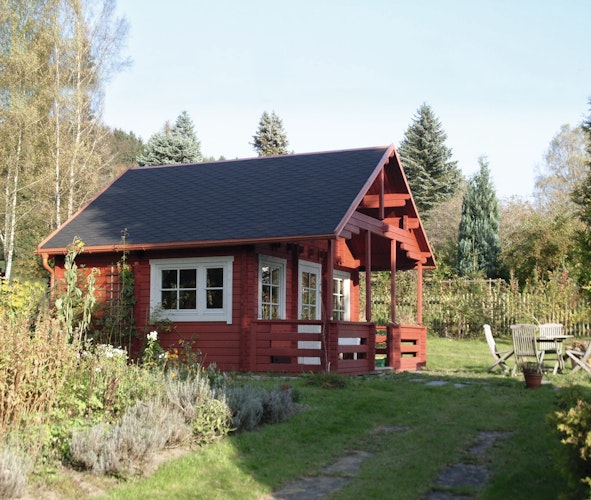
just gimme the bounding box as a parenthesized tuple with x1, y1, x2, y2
(207, 268, 223, 287)
(161, 290, 177, 309)
(302, 272, 310, 288)
(161, 269, 177, 289)
(176, 290, 195, 309)
(270, 305, 278, 319)
(207, 290, 223, 309)
(262, 267, 271, 284)
(270, 268, 279, 285)
(179, 269, 196, 288)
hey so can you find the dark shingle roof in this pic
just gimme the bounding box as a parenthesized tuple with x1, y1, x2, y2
(39, 146, 391, 251)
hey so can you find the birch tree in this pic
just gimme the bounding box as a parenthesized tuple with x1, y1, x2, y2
(0, 0, 129, 278)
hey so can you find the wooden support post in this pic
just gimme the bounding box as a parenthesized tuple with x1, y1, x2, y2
(365, 230, 372, 322)
(379, 168, 385, 220)
(325, 239, 334, 320)
(390, 238, 397, 324)
(324, 239, 336, 371)
(417, 262, 423, 325)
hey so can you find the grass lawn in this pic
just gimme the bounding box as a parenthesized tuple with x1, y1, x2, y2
(70, 337, 591, 498)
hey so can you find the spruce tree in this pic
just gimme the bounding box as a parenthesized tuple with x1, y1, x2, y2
(456, 157, 501, 278)
(138, 111, 202, 166)
(398, 103, 461, 215)
(251, 111, 289, 156)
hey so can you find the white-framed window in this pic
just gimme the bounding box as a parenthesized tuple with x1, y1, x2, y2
(259, 255, 286, 319)
(150, 256, 234, 323)
(333, 270, 351, 321)
(299, 260, 322, 320)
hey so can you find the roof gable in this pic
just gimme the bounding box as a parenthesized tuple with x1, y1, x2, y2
(38, 146, 394, 252)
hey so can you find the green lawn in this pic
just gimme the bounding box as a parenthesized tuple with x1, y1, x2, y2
(89, 337, 591, 499)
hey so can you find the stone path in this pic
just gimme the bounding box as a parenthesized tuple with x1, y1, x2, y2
(267, 379, 512, 500)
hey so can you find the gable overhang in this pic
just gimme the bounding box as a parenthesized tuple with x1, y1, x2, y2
(36, 233, 338, 256)
(333, 144, 436, 270)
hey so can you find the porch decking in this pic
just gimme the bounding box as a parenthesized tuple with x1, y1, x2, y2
(250, 320, 426, 375)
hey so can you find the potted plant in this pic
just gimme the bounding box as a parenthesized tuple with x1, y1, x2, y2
(521, 362, 543, 389)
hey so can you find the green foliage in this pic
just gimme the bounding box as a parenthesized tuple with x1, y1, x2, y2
(137, 111, 202, 166)
(301, 371, 349, 389)
(500, 205, 580, 285)
(366, 271, 590, 339)
(572, 99, 591, 293)
(457, 157, 501, 278)
(141, 330, 166, 368)
(107, 128, 145, 168)
(549, 397, 591, 497)
(225, 384, 296, 431)
(192, 398, 233, 445)
(95, 242, 137, 350)
(0, 278, 46, 317)
(251, 111, 289, 156)
(69, 399, 189, 477)
(54, 238, 98, 341)
(397, 103, 462, 215)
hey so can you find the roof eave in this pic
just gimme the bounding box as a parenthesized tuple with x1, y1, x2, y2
(36, 233, 338, 256)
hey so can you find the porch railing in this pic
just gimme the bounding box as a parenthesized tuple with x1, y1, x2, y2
(251, 320, 376, 375)
(251, 320, 427, 374)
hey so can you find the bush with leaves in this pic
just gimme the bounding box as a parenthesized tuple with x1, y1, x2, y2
(70, 399, 190, 476)
(549, 391, 591, 497)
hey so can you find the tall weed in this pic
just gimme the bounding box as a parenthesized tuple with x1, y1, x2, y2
(0, 309, 79, 434)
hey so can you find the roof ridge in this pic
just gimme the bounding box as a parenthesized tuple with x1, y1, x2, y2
(131, 145, 392, 170)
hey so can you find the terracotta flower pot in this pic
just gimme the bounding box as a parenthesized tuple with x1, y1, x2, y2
(523, 371, 543, 389)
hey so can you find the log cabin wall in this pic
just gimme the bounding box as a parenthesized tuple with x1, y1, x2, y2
(50, 239, 362, 372)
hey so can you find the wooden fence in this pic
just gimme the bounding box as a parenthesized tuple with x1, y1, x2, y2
(366, 275, 591, 339)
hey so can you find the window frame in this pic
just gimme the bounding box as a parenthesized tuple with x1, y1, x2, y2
(333, 270, 351, 321)
(298, 260, 322, 320)
(258, 255, 287, 320)
(149, 256, 234, 324)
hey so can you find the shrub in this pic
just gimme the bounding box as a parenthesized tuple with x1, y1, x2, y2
(261, 386, 296, 424)
(225, 384, 297, 431)
(192, 398, 233, 446)
(549, 396, 591, 497)
(0, 446, 32, 498)
(70, 398, 189, 477)
(301, 371, 349, 389)
(163, 371, 216, 424)
(225, 385, 264, 431)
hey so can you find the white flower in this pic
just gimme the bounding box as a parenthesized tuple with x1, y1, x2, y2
(148, 331, 158, 342)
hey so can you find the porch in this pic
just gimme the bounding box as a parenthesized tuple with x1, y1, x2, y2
(249, 320, 426, 375)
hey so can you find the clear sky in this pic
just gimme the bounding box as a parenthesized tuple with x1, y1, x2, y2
(103, 0, 591, 200)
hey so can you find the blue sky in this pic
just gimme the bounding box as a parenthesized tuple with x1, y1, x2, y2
(103, 0, 591, 200)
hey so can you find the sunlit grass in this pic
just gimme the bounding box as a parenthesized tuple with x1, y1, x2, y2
(101, 337, 591, 499)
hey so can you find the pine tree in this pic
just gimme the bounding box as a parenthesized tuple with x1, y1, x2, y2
(138, 111, 202, 166)
(398, 103, 461, 215)
(251, 111, 289, 157)
(457, 157, 501, 278)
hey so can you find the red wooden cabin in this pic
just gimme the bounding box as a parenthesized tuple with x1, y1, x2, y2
(37, 145, 435, 374)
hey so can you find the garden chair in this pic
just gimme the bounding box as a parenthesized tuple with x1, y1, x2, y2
(538, 323, 564, 374)
(565, 342, 591, 374)
(510, 324, 542, 376)
(483, 324, 513, 373)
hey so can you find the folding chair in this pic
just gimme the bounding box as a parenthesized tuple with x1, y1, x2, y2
(511, 324, 542, 376)
(483, 324, 513, 373)
(538, 323, 564, 374)
(565, 342, 591, 374)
